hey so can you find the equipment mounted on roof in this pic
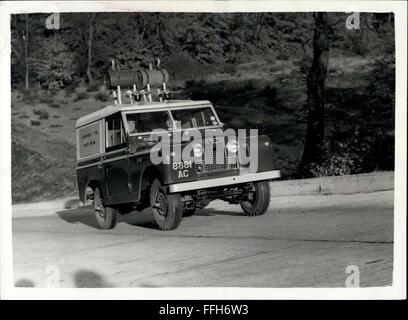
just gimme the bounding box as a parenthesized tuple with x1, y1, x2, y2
(105, 59, 171, 105)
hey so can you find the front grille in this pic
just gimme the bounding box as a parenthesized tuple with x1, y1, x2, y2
(196, 136, 238, 177)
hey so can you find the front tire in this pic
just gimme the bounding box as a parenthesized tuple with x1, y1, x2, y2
(240, 181, 270, 216)
(150, 179, 183, 230)
(93, 188, 118, 229)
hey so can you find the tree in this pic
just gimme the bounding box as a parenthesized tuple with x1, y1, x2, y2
(24, 15, 29, 89)
(299, 13, 330, 173)
(86, 13, 96, 84)
(11, 14, 31, 88)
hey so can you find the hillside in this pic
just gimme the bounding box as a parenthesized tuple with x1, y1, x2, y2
(11, 88, 106, 202)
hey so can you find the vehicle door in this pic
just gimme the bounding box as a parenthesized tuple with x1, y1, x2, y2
(125, 110, 173, 200)
(104, 113, 129, 202)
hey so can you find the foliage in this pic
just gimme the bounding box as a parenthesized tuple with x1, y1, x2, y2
(21, 88, 39, 103)
(306, 141, 363, 177)
(30, 34, 76, 89)
(11, 12, 394, 86)
(94, 91, 110, 102)
(87, 82, 100, 92)
(49, 102, 60, 109)
(33, 109, 49, 119)
(74, 91, 89, 101)
(38, 93, 55, 104)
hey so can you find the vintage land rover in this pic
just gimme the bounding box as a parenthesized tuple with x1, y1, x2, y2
(76, 63, 280, 230)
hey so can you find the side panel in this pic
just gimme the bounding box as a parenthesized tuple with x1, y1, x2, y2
(76, 120, 105, 161)
(128, 153, 151, 201)
(255, 135, 276, 173)
(76, 164, 106, 203)
(104, 157, 130, 202)
(128, 152, 170, 202)
(126, 138, 197, 201)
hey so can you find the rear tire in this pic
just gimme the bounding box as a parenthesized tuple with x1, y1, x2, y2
(240, 181, 270, 216)
(93, 188, 118, 229)
(150, 179, 183, 230)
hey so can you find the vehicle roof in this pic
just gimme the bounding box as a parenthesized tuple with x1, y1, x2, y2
(75, 100, 212, 128)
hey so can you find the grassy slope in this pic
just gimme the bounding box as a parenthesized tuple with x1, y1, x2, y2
(11, 55, 372, 203)
(11, 89, 107, 203)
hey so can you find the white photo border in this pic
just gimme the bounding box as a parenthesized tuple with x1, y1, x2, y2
(0, 0, 406, 300)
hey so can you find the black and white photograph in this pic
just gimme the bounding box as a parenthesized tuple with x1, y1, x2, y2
(0, 1, 406, 300)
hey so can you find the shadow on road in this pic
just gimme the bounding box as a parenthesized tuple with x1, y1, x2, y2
(64, 198, 81, 209)
(57, 204, 243, 230)
(195, 208, 244, 217)
(57, 208, 100, 229)
(120, 210, 158, 229)
(15, 279, 35, 287)
(74, 270, 113, 288)
(57, 207, 157, 230)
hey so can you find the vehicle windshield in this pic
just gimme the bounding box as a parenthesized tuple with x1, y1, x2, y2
(126, 111, 172, 135)
(171, 107, 219, 129)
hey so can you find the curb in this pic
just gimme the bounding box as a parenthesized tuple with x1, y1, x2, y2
(12, 197, 82, 218)
(12, 171, 394, 218)
(270, 171, 394, 197)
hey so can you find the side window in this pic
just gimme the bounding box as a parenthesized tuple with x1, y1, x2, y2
(105, 114, 126, 149)
(171, 107, 218, 129)
(126, 111, 172, 134)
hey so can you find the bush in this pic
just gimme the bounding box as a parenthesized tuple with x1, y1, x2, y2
(38, 95, 54, 104)
(276, 52, 290, 61)
(305, 141, 363, 177)
(21, 88, 39, 104)
(33, 109, 49, 120)
(219, 63, 237, 75)
(94, 91, 110, 102)
(307, 153, 359, 177)
(30, 120, 41, 126)
(74, 92, 89, 101)
(87, 82, 100, 92)
(65, 84, 76, 97)
(49, 102, 60, 109)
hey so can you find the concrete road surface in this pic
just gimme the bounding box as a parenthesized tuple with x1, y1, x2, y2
(12, 191, 394, 288)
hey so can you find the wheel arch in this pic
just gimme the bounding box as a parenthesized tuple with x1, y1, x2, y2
(139, 165, 163, 192)
(83, 179, 105, 204)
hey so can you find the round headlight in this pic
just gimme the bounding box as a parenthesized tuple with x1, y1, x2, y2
(226, 139, 239, 154)
(193, 143, 203, 157)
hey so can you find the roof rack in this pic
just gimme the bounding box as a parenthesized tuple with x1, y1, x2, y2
(105, 59, 171, 105)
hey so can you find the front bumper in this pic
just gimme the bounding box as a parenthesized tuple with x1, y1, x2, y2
(168, 170, 281, 193)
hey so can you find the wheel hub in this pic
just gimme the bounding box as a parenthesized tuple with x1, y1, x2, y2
(155, 192, 168, 217)
(242, 185, 258, 207)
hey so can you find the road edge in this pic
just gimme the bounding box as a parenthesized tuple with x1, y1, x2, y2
(12, 171, 394, 218)
(270, 171, 394, 197)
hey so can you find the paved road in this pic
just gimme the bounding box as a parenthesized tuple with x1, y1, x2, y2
(12, 191, 394, 288)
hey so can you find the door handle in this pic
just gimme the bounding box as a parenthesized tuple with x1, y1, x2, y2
(97, 157, 104, 169)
